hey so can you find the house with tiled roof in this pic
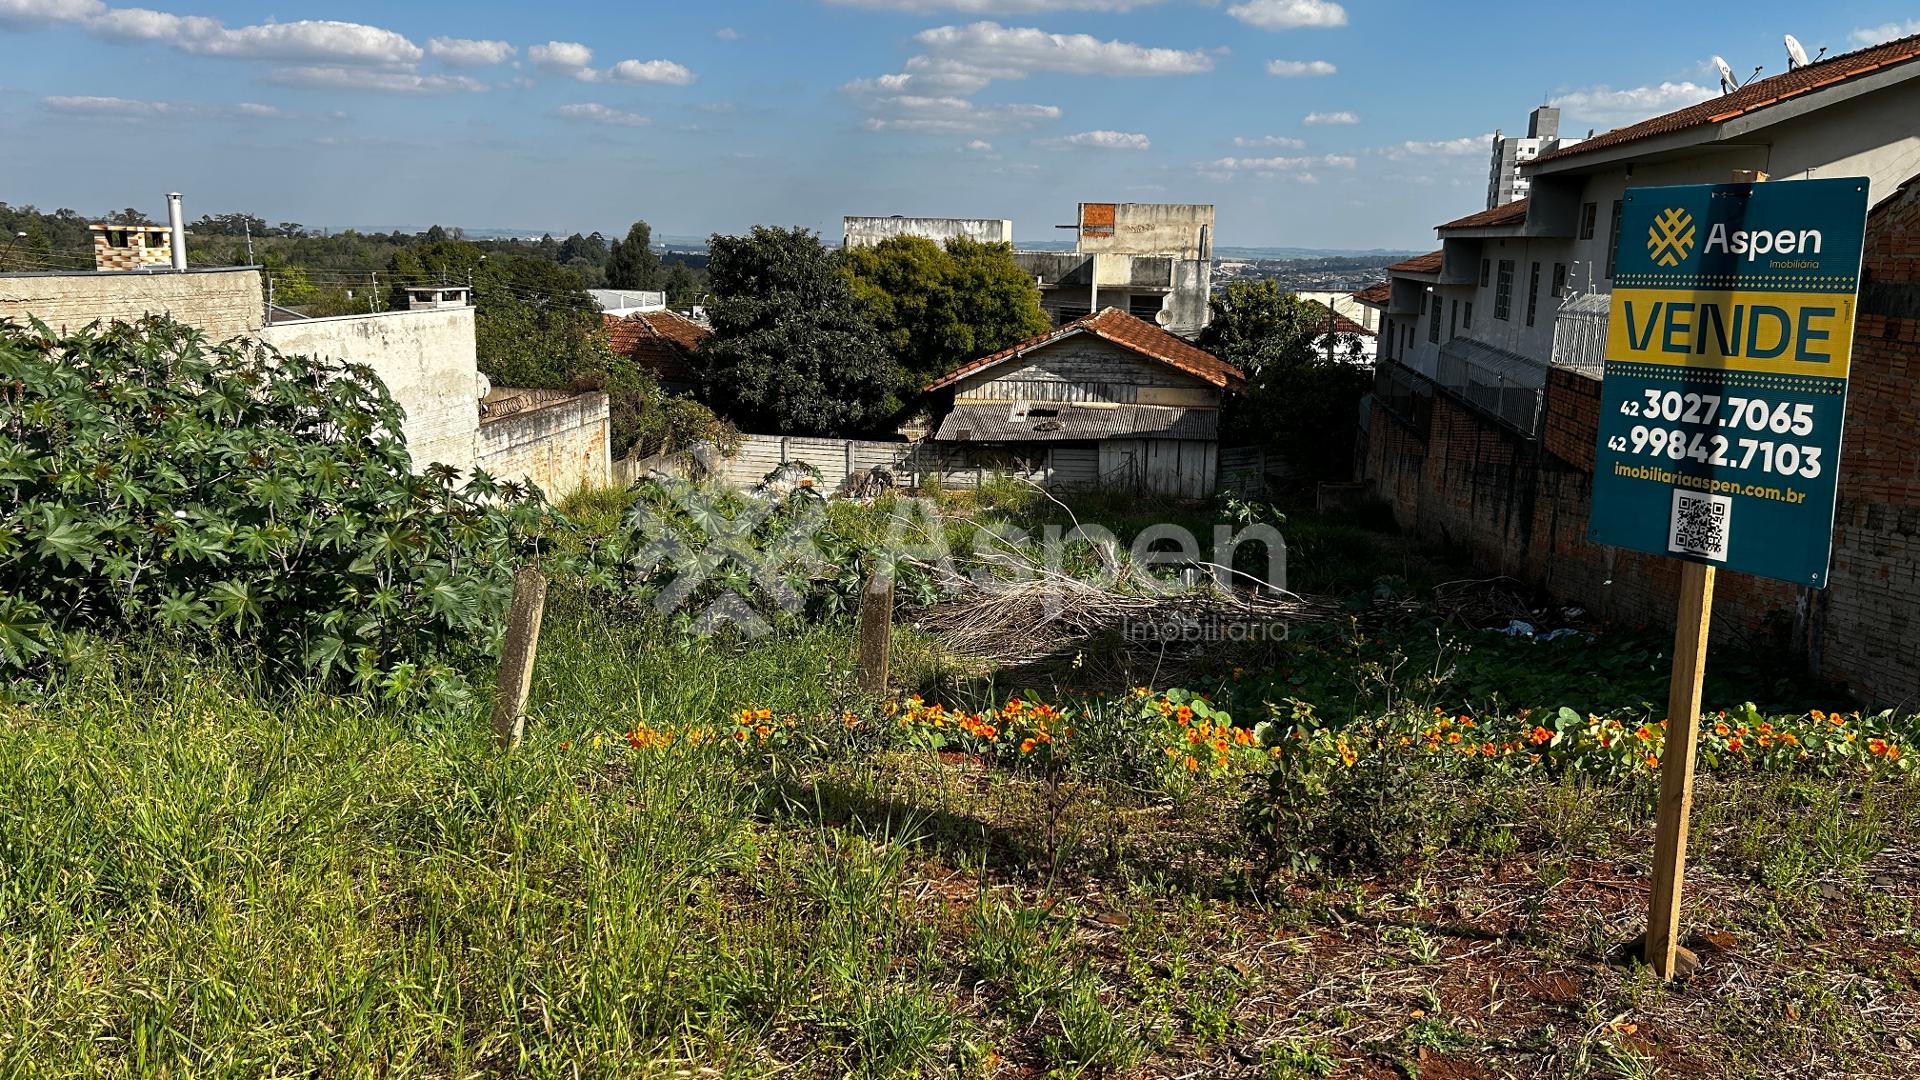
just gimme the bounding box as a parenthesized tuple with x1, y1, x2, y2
(605, 309, 708, 392)
(923, 307, 1243, 499)
(1360, 30, 1920, 706)
(1371, 29, 1920, 417)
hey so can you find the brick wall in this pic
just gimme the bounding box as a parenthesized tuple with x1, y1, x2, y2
(0, 268, 262, 341)
(1364, 175, 1920, 706)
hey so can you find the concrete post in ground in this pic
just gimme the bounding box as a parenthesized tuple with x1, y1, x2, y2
(492, 566, 549, 750)
(857, 571, 894, 694)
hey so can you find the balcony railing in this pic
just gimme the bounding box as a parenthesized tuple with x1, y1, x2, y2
(1550, 291, 1609, 378)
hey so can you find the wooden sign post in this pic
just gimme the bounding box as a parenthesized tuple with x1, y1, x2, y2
(1586, 170, 1869, 980)
(491, 565, 549, 751)
(856, 571, 894, 693)
(1643, 561, 1715, 978)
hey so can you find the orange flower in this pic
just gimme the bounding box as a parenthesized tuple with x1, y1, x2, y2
(1447, 731, 1463, 744)
(1528, 726, 1552, 745)
(1184, 755, 1199, 772)
(1174, 705, 1194, 723)
(1644, 753, 1659, 770)
(1019, 738, 1037, 754)
(1635, 725, 1653, 741)
(1868, 738, 1889, 757)
(1714, 722, 1730, 736)
(1727, 737, 1744, 752)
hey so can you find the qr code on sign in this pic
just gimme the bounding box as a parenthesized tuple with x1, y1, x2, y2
(1668, 490, 1732, 561)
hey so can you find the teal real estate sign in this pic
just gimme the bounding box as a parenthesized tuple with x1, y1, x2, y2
(1589, 177, 1870, 587)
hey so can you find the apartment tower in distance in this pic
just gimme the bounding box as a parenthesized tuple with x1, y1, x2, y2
(1486, 106, 1584, 208)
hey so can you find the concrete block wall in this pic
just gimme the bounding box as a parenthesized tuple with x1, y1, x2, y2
(0, 268, 262, 341)
(476, 391, 610, 501)
(257, 308, 481, 472)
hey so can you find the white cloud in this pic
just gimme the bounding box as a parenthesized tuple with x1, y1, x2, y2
(77, 12, 424, 65)
(714, 26, 739, 40)
(1380, 135, 1488, 160)
(527, 42, 694, 85)
(1851, 20, 1920, 46)
(427, 37, 513, 66)
(1227, 0, 1347, 30)
(0, 0, 102, 27)
(1303, 110, 1357, 125)
(1549, 81, 1712, 127)
(1206, 151, 1354, 172)
(1266, 58, 1334, 77)
(528, 39, 594, 75)
(557, 102, 650, 126)
(606, 58, 696, 85)
(268, 65, 486, 94)
(912, 21, 1214, 79)
(1039, 129, 1150, 150)
(1233, 134, 1305, 148)
(42, 93, 285, 118)
(860, 93, 1060, 134)
(965, 138, 994, 151)
(826, 0, 1161, 10)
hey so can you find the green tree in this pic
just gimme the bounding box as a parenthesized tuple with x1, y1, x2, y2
(1198, 280, 1372, 481)
(843, 236, 1050, 386)
(662, 262, 702, 307)
(606, 221, 660, 290)
(698, 226, 904, 436)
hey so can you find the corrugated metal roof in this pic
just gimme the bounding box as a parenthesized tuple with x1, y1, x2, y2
(933, 402, 1219, 443)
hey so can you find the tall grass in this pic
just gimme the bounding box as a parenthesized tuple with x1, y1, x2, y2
(0, 604, 970, 1078)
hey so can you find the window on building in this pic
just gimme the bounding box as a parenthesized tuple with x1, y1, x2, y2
(1420, 292, 1428, 315)
(1605, 199, 1624, 279)
(1382, 319, 1393, 361)
(1552, 263, 1569, 299)
(1526, 262, 1542, 327)
(1450, 299, 1459, 337)
(1578, 202, 1598, 240)
(1494, 260, 1515, 320)
(1464, 300, 1474, 329)
(1480, 259, 1490, 288)
(1127, 294, 1163, 320)
(1428, 291, 1441, 344)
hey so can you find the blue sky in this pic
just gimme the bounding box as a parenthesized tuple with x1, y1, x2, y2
(2, 0, 1916, 249)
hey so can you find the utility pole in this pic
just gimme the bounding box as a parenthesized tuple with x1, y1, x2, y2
(243, 218, 254, 264)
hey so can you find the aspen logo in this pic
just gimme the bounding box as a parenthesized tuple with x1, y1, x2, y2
(1703, 222, 1826, 261)
(1646, 207, 1697, 267)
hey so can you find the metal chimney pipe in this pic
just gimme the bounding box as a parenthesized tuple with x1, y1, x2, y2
(165, 192, 186, 271)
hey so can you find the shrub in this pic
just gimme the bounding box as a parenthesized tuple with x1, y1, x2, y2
(0, 316, 550, 702)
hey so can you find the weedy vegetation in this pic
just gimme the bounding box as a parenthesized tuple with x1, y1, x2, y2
(1, 317, 1916, 1078)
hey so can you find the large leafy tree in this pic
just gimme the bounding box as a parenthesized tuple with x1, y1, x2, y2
(843, 236, 1050, 386)
(698, 226, 904, 436)
(1198, 280, 1372, 480)
(605, 220, 661, 290)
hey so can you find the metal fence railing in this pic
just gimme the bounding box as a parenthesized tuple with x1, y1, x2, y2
(1436, 337, 1551, 436)
(1550, 291, 1610, 378)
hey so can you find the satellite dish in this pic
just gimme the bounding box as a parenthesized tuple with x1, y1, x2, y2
(1785, 34, 1810, 70)
(1713, 55, 1738, 94)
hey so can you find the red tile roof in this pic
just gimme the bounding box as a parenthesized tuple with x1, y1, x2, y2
(1299, 299, 1375, 338)
(605, 310, 707, 384)
(1386, 249, 1444, 274)
(926, 307, 1246, 393)
(1351, 282, 1392, 307)
(1536, 32, 1920, 165)
(1437, 198, 1529, 232)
